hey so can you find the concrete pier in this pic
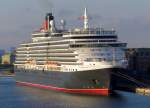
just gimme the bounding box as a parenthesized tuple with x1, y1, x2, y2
(136, 88, 150, 96)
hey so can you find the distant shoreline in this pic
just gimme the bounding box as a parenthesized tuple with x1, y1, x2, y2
(0, 74, 15, 77)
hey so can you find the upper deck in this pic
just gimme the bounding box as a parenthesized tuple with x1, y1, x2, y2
(32, 28, 117, 38)
(63, 28, 116, 36)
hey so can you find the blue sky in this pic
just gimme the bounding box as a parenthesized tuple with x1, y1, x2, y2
(0, 0, 150, 49)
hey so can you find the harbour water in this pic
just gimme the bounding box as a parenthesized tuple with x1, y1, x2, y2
(0, 76, 150, 108)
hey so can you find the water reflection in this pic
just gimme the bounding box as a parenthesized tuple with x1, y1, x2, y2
(0, 77, 150, 108)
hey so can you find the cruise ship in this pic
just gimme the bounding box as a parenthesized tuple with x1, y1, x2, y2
(14, 8, 127, 95)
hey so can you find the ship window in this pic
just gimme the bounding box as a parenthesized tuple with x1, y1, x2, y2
(91, 49, 95, 51)
(70, 43, 126, 48)
(70, 36, 117, 39)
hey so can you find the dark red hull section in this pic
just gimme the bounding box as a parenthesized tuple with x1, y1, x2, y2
(16, 81, 110, 95)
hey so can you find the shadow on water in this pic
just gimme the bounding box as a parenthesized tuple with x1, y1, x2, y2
(17, 84, 128, 108)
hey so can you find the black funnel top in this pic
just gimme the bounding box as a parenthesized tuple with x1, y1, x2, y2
(45, 13, 54, 20)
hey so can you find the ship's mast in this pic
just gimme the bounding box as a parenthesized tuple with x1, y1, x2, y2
(84, 8, 89, 29)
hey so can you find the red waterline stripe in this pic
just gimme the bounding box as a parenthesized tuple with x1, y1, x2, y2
(16, 81, 110, 95)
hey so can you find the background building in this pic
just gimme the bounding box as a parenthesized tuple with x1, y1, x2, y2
(0, 49, 5, 63)
(1, 53, 14, 64)
(126, 48, 150, 74)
